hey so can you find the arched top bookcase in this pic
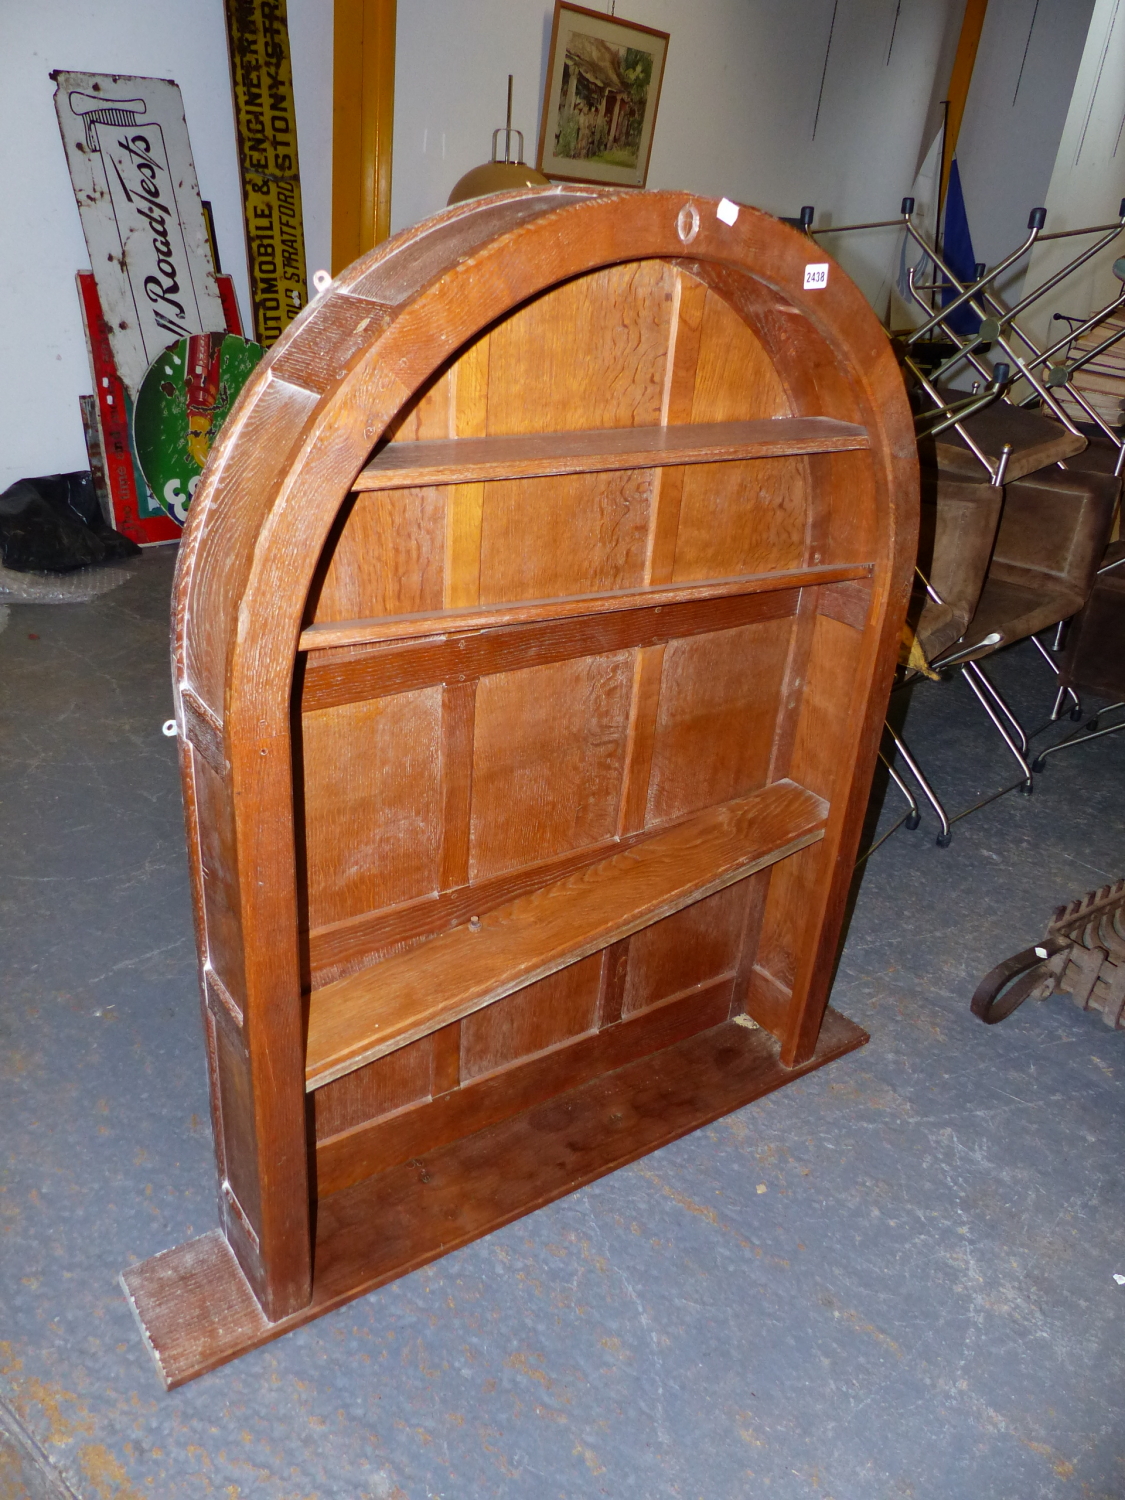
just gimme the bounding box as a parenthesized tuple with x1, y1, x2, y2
(127, 188, 918, 1387)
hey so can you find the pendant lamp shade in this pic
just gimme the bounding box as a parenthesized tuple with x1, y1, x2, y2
(448, 76, 549, 205)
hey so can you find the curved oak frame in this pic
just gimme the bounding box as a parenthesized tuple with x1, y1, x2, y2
(126, 188, 918, 1385)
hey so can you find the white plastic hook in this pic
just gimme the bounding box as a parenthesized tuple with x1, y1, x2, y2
(312, 268, 332, 296)
(162, 719, 178, 738)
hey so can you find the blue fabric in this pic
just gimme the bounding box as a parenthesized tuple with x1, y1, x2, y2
(941, 158, 982, 336)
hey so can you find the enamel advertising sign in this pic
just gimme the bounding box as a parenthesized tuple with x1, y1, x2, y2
(223, 0, 309, 347)
(53, 71, 226, 395)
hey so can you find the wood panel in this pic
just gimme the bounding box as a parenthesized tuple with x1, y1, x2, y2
(483, 260, 676, 436)
(671, 288, 804, 581)
(306, 779, 827, 1088)
(460, 954, 603, 1081)
(647, 273, 707, 585)
(790, 613, 864, 802)
(300, 688, 443, 929)
(478, 468, 652, 603)
(743, 962, 794, 1037)
(306, 323, 499, 635)
(308, 343, 454, 627)
(618, 644, 666, 836)
(818, 577, 872, 631)
(383, 362, 454, 442)
(766, 588, 820, 786)
(661, 274, 708, 426)
(682, 258, 868, 434)
(597, 939, 631, 1028)
(299, 606, 810, 986)
(305, 487, 445, 625)
(181, 687, 226, 776)
(313, 1036, 432, 1141)
(210, 1013, 261, 1237)
(270, 296, 390, 395)
(438, 682, 476, 891)
(751, 612, 865, 1029)
(750, 842, 820, 998)
(192, 752, 247, 1013)
(673, 457, 809, 582)
(808, 450, 879, 565)
(431, 1021, 461, 1096)
(622, 883, 747, 1017)
(468, 650, 634, 880)
(445, 331, 491, 609)
(732, 867, 777, 1028)
(691, 287, 792, 425)
(645, 617, 793, 825)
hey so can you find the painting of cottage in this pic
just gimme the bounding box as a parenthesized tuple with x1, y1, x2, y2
(553, 31, 655, 168)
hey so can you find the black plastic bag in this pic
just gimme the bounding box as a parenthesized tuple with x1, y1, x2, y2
(0, 472, 141, 573)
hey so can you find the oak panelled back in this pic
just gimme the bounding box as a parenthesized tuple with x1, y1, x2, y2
(128, 189, 917, 1386)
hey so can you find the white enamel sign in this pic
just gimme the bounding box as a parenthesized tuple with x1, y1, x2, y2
(53, 72, 226, 395)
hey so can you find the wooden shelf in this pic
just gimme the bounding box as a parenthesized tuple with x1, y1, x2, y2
(123, 1007, 868, 1389)
(353, 417, 871, 491)
(298, 563, 874, 654)
(305, 778, 828, 1090)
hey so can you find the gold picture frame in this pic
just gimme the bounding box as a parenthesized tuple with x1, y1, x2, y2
(536, 2, 669, 189)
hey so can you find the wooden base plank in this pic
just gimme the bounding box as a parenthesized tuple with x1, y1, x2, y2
(122, 1008, 867, 1389)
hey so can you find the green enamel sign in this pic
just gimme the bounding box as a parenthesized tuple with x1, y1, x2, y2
(133, 333, 262, 523)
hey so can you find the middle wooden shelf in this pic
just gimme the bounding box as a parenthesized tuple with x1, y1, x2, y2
(304, 777, 828, 1090)
(299, 563, 874, 655)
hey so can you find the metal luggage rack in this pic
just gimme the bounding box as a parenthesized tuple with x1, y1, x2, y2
(798, 196, 1125, 479)
(818, 197, 1125, 860)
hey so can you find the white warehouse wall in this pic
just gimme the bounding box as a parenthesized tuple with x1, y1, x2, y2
(954, 0, 1094, 277)
(393, 0, 967, 316)
(1020, 0, 1125, 350)
(0, 0, 332, 494)
(1, 0, 970, 492)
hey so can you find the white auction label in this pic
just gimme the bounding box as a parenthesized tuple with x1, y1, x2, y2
(804, 263, 829, 290)
(716, 197, 740, 226)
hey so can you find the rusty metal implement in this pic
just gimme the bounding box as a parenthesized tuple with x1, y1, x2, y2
(972, 878, 1125, 1026)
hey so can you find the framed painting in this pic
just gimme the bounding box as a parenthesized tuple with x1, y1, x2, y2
(536, 3, 669, 188)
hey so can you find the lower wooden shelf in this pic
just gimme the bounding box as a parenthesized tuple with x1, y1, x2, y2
(122, 1007, 867, 1389)
(306, 778, 827, 1089)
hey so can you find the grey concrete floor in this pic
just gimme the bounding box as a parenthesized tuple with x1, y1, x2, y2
(1, 548, 1123, 1500)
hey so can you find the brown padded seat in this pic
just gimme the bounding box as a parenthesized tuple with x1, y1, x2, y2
(919, 401, 1087, 482)
(1059, 540, 1125, 699)
(1063, 433, 1123, 477)
(954, 466, 1119, 659)
(911, 469, 1003, 662)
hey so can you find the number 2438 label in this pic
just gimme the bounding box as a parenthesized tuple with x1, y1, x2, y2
(804, 263, 829, 290)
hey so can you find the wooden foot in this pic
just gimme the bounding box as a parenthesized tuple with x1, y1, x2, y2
(122, 1008, 867, 1388)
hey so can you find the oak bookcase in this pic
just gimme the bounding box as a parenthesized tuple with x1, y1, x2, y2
(123, 188, 918, 1386)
